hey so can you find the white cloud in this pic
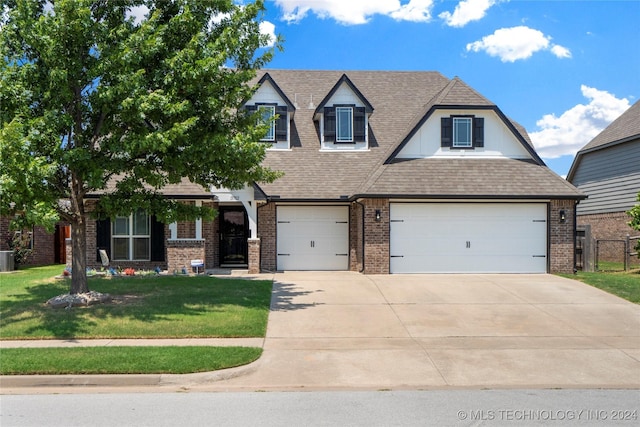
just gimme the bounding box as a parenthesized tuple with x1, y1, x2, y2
(259, 21, 277, 47)
(273, 0, 434, 25)
(550, 44, 571, 59)
(127, 5, 149, 25)
(530, 86, 630, 159)
(466, 26, 571, 62)
(439, 0, 500, 28)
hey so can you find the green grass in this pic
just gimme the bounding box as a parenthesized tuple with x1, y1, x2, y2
(560, 270, 640, 304)
(0, 265, 273, 339)
(596, 260, 640, 272)
(0, 346, 262, 375)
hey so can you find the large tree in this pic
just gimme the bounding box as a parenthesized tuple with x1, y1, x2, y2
(0, 0, 280, 293)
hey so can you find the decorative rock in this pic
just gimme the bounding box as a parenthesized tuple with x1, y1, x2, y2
(46, 291, 112, 309)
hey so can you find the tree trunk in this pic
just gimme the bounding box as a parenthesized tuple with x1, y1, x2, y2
(70, 217, 89, 294)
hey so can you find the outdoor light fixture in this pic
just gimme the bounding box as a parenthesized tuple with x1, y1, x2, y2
(559, 210, 566, 223)
(375, 209, 381, 222)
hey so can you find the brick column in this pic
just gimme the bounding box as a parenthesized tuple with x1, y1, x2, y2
(550, 199, 577, 274)
(257, 202, 276, 271)
(362, 198, 390, 274)
(248, 238, 261, 274)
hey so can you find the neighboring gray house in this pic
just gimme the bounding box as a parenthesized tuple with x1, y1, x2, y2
(83, 70, 585, 274)
(567, 100, 640, 262)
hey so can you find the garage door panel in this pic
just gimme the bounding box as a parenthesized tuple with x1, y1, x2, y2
(277, 206, 349, 271)
(390, 203, 547, 273)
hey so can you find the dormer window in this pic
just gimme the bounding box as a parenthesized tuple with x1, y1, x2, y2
(258, 104, 276, 141)
(453, 117, 472, 148)
(441, 115, 484, 149)
(245, 103, 289, 146)
(324, 105, 366, 144)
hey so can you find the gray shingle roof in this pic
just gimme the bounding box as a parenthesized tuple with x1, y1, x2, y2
(256, 70, 582, 200)
(358, 158, 583, 198)
(566, 100, 640, 182)
(579, 100, 640, 152)
(88, 177, 212, 199)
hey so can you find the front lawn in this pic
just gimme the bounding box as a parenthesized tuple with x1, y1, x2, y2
(0, 346, 262, 375)
(0, 265, 273, 339)
(560, 269, 640, 304)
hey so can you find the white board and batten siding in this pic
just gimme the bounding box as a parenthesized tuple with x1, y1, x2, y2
(390, 203, 548, 273)
(320, 84, 369, 151)
(277, 206, 349, 271)
(397, 109, 532, 160)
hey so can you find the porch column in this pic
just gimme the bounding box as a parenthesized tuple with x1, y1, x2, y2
(242, 200, 258, 239)
(248, 238, 261, 274)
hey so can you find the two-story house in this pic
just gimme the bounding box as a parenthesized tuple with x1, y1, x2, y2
(81, 70, 584, 274)
(567, 100, 640, 265)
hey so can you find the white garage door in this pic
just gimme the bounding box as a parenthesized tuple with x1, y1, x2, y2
(390, 203, 547, 273)
(277, 206, 349, 270)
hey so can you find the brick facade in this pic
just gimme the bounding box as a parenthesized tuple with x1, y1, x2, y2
(79, 199, 219, 272)
(577, 211, 635, 240)
(166, 240, 205, 273)
(549, 199, 577, 274)
(577, 211, 636, 262)
(361, 198, 390, 274)
(257, 202, 276, 272)
(254, 198, 577, 275)
(51, 192, 581, 276)
(248, 238, 261, 274)
(0, 216, 55, 267)
(349, 202, 364, 272)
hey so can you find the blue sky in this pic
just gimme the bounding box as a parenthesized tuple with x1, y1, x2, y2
(256, 0, 639, 177)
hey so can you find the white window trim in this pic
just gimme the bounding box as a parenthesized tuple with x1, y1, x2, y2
(453, 117, 472, 148)
(112, 210, 151, 261)
(336, 106, 354, 143)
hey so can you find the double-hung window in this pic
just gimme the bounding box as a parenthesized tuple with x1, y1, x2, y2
(112, 209, 150, 261)
(336, 106, 353, 142)
(453, 117, 472, 148)
(258, 105, 275, 141)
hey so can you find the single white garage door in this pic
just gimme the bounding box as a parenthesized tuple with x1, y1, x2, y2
(277, 206, 349, 270)
(390, 203, 547, 273)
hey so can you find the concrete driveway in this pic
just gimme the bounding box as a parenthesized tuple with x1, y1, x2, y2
(219, 272, 640, 390)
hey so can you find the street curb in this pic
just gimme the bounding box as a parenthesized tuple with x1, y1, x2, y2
(0, 359, 260, 389)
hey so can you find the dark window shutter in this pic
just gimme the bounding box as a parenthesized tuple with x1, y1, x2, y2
(96, 219, 111, 262)
(324, 107, 336, 142)
(150, 216, 165, 262)
(473, 117, 484, 147)
(275, 106, 288, 141)
(441, 117, 452, 147)
(244, 104, 257, 116)
(354, 107, 366, 142)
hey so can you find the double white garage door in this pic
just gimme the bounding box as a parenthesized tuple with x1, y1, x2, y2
(390, 203, 548, 273)
(276, 204, 547, 273)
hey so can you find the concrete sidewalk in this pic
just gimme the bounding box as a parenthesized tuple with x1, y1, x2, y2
(1, 272, 639, 392)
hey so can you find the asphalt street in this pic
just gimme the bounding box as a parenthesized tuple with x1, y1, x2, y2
(2, 389, 639, 427)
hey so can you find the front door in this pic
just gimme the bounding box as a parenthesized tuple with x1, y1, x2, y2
(219, 207, 248, 266)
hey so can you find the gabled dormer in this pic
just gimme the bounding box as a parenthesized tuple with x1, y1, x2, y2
(245, 73, 295, 150)
(386, 77, 543, 163)
(313, 74, 374, 151)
